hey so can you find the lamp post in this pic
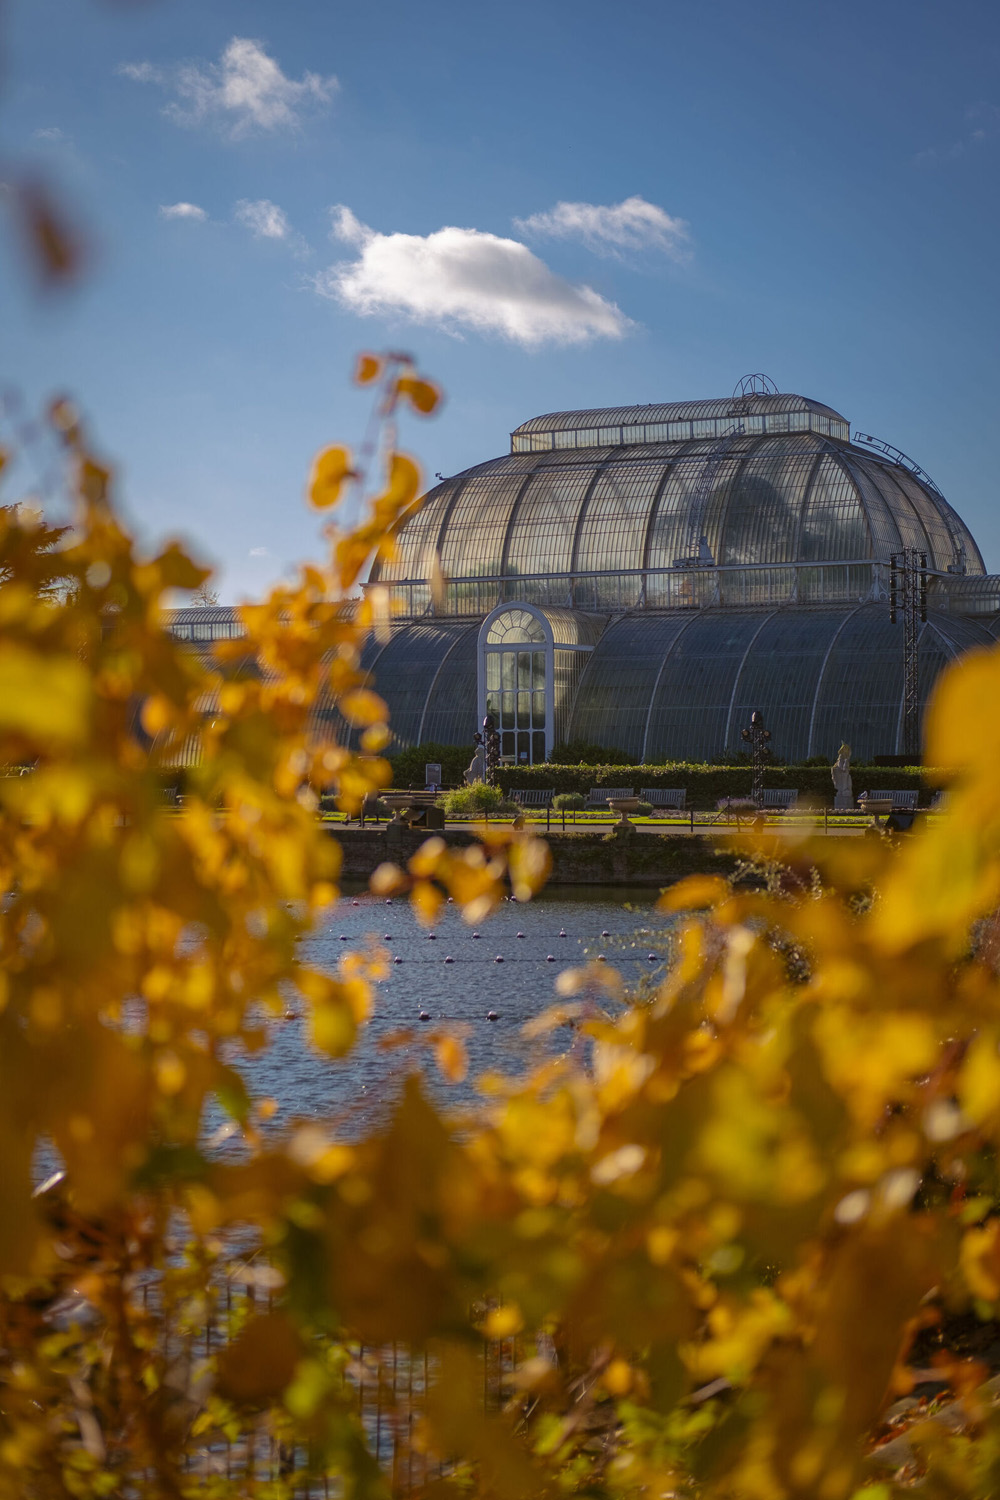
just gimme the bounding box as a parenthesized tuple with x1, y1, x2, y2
(741, 710, 772, 806)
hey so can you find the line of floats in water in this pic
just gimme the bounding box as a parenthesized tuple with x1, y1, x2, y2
(280, 896, 661, 1026)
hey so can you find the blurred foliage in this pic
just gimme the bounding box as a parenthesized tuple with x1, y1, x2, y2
(6, 368, 1000, 1500)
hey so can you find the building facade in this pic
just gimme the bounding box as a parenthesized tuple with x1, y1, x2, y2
(170, 382, 1000, 764)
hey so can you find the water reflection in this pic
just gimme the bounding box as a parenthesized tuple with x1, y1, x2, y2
(238, 886, 674, 1136)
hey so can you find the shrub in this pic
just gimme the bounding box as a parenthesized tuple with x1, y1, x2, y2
(438, 782, 517, 818)
(552, 791, 585, 810)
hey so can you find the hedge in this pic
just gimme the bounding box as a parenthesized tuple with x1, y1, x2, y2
(495, 761, 931, 809)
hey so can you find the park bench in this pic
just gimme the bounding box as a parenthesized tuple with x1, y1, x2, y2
(640, 787, 687, 812)
(857, 789, 919, 813)
(585, 787, 635, 812)
(759, 789, 799, 813)
(511, 788, 555, 830)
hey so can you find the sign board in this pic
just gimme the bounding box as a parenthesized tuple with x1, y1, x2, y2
(424, 763, 442, 788)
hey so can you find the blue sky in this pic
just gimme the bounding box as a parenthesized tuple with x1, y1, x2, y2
(3, 0, 1000, 596)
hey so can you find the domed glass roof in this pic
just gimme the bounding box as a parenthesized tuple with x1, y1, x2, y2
(370, 404, 983, 617)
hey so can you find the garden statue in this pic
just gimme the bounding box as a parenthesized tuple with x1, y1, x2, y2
(831, 742, 853, 810)
(464, 732, 486, 786)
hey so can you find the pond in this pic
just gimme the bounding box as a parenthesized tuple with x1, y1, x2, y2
(240, 885, 676, 1135)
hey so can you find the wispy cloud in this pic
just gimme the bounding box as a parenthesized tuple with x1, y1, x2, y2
(118, 37, 337, 138)
(317, 207, 631, 347)
(915, 102, 1000, 166)
(32, 126, 68, 144)
(235, 198, 290, 240)
(159, 201, 208, 222)
(249, 547, 270, 557)
(515, 195, 690, 260)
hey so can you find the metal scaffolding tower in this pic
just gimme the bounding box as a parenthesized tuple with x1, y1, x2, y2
(889, 548, 927, 760)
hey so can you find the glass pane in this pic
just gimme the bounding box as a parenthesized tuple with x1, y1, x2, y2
(517, 690, 530, 719)
(517, 651, 532, 688)
(501, 691, 514, 728)
(532, 731, 546, 763)
(486, 654, 500, 691)
(501, 654, 515, 690)
(532, 690, 545, 721)
(532, 651, 545, 688)
(501, 732, 515, 756)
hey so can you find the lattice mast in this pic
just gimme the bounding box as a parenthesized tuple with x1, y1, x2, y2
(889, 549, 928, 760)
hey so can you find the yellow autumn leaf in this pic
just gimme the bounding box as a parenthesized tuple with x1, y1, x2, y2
(0, 643, 90, 746)
(397, 375, 442, 415)
(354, 353, 382, 385)
(308, 445, 356, 509)
(657, 874, 731, 912)
(339, 688, 388, 727)
(435, 1033, 468, 1084)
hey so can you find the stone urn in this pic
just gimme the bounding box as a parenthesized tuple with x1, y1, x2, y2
(607, 796, 641, 830)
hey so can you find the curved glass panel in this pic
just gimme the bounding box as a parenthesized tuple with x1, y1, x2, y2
(717, 437, 815, 566)
(800, 454, 865, 561)
(419, 625, 480, 748)
(438, 458, 536, 580)
(486, 608, 546, 645)
(645, 611, 769, 761)
(504, 464, 596, 580)
(568, 614, 698, 760)
(372, 476, 464, 583)
(356, 623, 476, 749)
(728, 607, 851, 758)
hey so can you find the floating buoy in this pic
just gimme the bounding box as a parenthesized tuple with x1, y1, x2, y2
(546, 954, 555, 962)
(339, 935, 348, 941)
(384, 934, 391, 940)
(494, 956, 504, 964)
(597, 954, 606, 962)
(352, 899, 359, 907)
(444, 956, 454, 964)
(385, 899, 392, 905)
(284, 1010, 297, 1020)
(647, 953, 657, 961)
(419, 1010, 430, 1021)
(427, 933, 437, 940)
(559, 929, 567, 937)
(393, 956, 402, 964)
(447, 897, 454, 903)
(516, 932, 525, 939)
(487, 1010, 498, 1021)
(601, 930, 610, 938)
(472, 932, 481, 940)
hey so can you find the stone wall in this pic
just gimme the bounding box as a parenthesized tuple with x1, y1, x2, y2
(329, 826, 737, 888)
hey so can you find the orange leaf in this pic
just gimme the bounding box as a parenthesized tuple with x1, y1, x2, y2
(354, 353, 383, 386)
(308, 445, 355, 509)
(397, 376, 442, 415)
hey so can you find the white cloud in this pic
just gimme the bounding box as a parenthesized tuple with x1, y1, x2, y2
(916, 102, 1000, 166)
(119, 37, 337, 138)
(118, 61, 158, 83)
(32, 126, 67, 144)
(249, 547, 269, 557)
(159, 201, 207, 221)
(235, 198, 290, 240)
(515, 195, 690, 260)
(317, 206, 631, 347)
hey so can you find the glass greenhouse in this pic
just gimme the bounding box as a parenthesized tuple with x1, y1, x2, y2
(170, 385, 1000, 764)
